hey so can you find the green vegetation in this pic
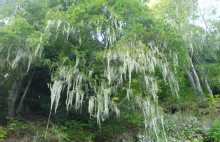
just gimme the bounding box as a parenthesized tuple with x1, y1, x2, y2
(0, 0, 219, 141)
(209, 120, 220, 141)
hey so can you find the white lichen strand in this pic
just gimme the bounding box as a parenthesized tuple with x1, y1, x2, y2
(49, 80, 63, 112)
(49, 40, 178, 141)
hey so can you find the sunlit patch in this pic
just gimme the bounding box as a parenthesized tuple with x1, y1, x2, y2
(147, 0, 159, 8)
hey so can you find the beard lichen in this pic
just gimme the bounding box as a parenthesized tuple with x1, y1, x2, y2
(48, 38, 178, 141)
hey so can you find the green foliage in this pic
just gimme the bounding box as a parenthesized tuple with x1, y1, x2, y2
(2, 116, 143, 142)
(162, 88, 200, 114)
(60, 120, 96, 141)
(202, 94, 220, 117)
(208, 120, 220, 141)
(5, 117, 68, 142)
(0, 0, 220, 141)
(0, 126, 7, 140)
(33, 124, 69, 142)
(198, 63, 220, 93)
(206, 94, 217, 108)
(164, 113, 209, 141)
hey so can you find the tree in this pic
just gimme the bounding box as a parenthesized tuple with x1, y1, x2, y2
(150, 0, 220, 100)
(43, 1, 180, 140)
(1, 0, 208, 141)
(0, 0, 48, 117)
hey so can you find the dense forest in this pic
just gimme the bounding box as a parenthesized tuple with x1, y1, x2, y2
(0, 0, 219, 141)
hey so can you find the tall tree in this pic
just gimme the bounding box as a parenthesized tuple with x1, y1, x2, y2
(0, 0, 202, 140)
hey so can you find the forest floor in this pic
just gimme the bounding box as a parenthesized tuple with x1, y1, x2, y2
(1, 100, 220, 142)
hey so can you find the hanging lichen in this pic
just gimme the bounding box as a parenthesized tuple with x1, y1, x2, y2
(47, 36, 179, 141)
(0, 1, 180, 141)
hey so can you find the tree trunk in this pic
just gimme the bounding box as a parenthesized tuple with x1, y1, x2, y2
(189, 57, 204, 95)
(16, 71, 34, 115)
(0, 68, 8, 88)
(184, 64, 196, 91)
(0, 74, 5, 87)
(205, 77, 213, 95)
(7, 77, 23, 117)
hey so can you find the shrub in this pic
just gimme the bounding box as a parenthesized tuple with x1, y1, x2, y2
(0, 126, 7, 140)
(208, 120, 220, 141)
(164, 113, 209, 141)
